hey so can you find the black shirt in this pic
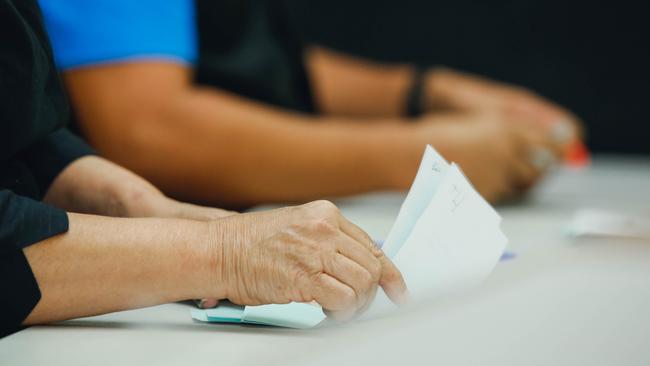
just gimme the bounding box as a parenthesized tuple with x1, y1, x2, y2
(194, 0, 315, 114)
(0, 0, 92, 338)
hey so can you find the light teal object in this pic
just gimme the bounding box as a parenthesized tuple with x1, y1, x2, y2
(242, 303, 326, 329)
(191, 302, 325, 329)
(205, 303, 245, 323)
(191, 302, 244, 324)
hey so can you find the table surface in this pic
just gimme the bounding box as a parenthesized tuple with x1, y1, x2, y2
(2, 156, 650, 366)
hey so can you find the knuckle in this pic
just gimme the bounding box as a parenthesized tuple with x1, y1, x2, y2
(307, 218, 338, 235)
(370, 260, 382, 282)
(361, 268, 375, 287)
(360, 231, 375, 248)
(311, 200, 340, 216)
(380, 265, 400, 285)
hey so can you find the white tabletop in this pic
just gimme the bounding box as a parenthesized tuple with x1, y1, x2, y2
(2, 156, 650, 366)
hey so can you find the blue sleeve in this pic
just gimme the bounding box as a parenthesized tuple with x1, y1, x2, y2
(38, 0, 198, 69)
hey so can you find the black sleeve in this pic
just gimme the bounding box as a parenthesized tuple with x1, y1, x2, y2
(0, 190, 70, 338)
(19, 129, 95, 195)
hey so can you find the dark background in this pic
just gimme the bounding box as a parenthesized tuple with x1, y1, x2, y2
(285, 0, 650, 154)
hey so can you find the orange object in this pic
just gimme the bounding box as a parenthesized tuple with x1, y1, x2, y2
(565, 141, 591, 167)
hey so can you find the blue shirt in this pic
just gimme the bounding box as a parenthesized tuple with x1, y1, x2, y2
(38, 0, 198, 69)
(38, 0, 315, 113)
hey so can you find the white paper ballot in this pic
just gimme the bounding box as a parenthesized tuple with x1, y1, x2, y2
(192, 145, 508, 328)
(363, 148, 508, 318)
(392, 163, 505, 299)
(382, 145, 450, 258)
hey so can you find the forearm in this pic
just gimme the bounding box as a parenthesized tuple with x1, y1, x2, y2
(307, 46, 414, 117)
(23, 213, 216, 325)
(93, 88, 418, 207)
(43, 156, 165, 217)
(43, 156, 234, 221)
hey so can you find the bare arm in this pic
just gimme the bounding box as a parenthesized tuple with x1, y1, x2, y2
(23, 202, 407, 325)
(23, 213, 213, 324)
(308, 48, 585, 164)
(43, 156, 233, 220)
(63, 58, 579, 207)
(309, 47, 583, 131)
(64, 63, 417, 208)
(21, 156, 407, 325)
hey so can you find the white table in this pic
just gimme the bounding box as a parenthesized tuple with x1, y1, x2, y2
(2, 156, 650, 366)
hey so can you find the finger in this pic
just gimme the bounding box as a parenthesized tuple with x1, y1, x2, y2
(527, 120, 575, 159)
(337, 215, 388, 269)
(336, 215, 377, 251)
(510, 158, 542, 192)
(195, 299, 220, 309)
(326, 254, 378, 314)
(510, 141, 547, 186)
(312, 273, 357, 321)
(337, 215, 409, 305)
(377, 255, 409, 305)
(549, 120, 576, 146)
(528, 145, 558, 172)
(322, 235, 376, 313)
(503, 89, 574, 132)
(356, 283, 379, 317)
(549, 119, 586, 159)
(335, 234, 382, 283)
(510, 133, 554, 191)
(514, 121, 564, 161)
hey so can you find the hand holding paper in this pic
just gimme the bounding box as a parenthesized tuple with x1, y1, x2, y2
(192, 200, 406, 326)
(193, 145, 508, 328)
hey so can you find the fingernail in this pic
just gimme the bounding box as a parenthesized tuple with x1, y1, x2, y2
(397, 290, 411, 306)
(529, 146, 557, 171)
(550, 120, 574, 145)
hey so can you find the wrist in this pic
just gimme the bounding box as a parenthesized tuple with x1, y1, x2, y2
(423, 67, 453, 112)
(404, 67, 428, 118)
(200, 218, 237, 300)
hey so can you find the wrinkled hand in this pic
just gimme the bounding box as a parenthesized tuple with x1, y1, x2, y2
(209, 200, 408, 321)
(415, 112, 563, 202)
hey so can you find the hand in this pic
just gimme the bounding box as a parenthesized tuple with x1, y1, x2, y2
(424, 68, 584, 150)
(412, 112, 563, 202)
(207, 200, 408, 321)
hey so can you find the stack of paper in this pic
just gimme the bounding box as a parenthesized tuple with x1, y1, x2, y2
(192, 145, 509, 328)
